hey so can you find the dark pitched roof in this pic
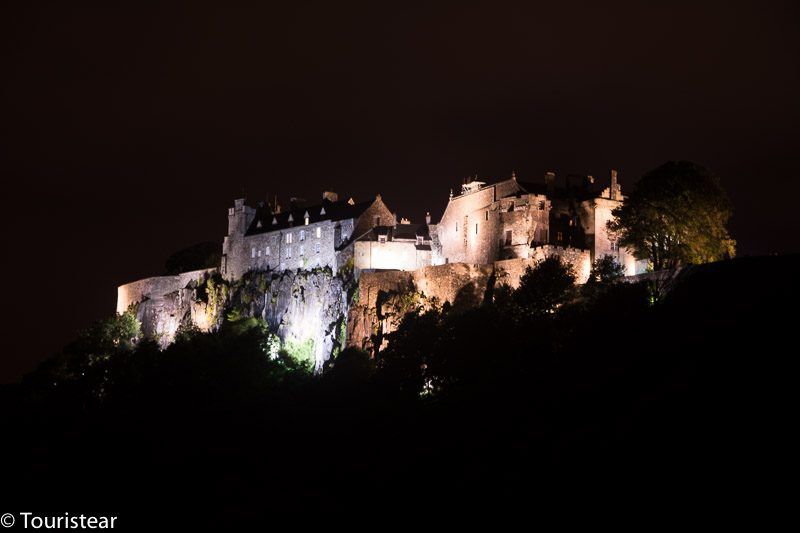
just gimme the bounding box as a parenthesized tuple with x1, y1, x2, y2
(357, 223, 431, 242)
(246, 198, 374, 236)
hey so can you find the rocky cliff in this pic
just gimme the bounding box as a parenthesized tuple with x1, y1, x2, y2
(117, 267, 355, 370)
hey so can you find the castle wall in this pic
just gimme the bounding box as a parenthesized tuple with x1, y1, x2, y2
(495, 246, 591, 286)
(353, 241, 431, 273)
(237, 219, 340, 276)
(116, 268, 218, 346)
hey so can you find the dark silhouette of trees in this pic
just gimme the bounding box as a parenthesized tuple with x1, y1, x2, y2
(513, 256, 577, 316)
(164, 241, 222, 274)
(608, 161, 736, 270)
(4, 254, 796, 526)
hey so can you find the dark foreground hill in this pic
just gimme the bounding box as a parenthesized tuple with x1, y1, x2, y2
(1, 255, 797, 527)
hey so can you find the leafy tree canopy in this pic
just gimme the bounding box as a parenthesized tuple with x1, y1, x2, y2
(608, 161, 736, 270)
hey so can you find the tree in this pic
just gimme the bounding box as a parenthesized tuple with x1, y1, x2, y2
(587, 256, 626, 285)
(608, 161, 735, 270)
(513, 256, 576, 316)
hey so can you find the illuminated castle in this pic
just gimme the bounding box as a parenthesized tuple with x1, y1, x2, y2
(221, 169, 645, 281)
(117, 169, 645, 363)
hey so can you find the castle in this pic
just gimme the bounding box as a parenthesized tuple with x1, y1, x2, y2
(117, 170, 646, 366)
(220, 169, 645, 281)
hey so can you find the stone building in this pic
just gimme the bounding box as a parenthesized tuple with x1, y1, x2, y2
(433, 170, 647, 276)
(353, 219, 433, 274)
(222, 192, 395, 280)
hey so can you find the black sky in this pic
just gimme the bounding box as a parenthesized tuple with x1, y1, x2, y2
(1, 0, 798, 382)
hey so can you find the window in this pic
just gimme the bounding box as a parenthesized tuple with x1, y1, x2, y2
(505, 230, 512, 246)
(304, 216, 309, 226)
(251, 248, 256, 258)
(378, 234, 387, 243)
(315, 242, 321, 254)
(557, 231, 563, 243)
(257, 249, 261, 257)
(610, 241, 619, 252)
(286, 233, 293, 244)
(539, 201, 545, 210)
(266, 246, 270, 256)
(374, 216, 381, 226)
(416, 236, 423, 245)
(475, 223, 478, 234)
(286, 246, 292, 258)
(455, 222, 458, 232)
(300, 245, 305, 256)
(316, 227, 321, 238)
(485, 211, 489, 221)
(300, 230, 305, 241)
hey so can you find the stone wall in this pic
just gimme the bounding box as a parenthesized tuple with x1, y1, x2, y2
(353, 240, 432, 273)
(346, 263, 494, 353)
(116, 268, 218, 347)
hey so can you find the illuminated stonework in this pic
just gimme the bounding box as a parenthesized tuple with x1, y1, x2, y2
(116, 172, 647, 365)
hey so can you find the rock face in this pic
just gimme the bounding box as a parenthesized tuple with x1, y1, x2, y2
(116, 268, 218, 347)
(118, 255, 589, 366)
(117, 268, 353, 370)
(230, 269, 352, 370)
(347, 263, 495, 354)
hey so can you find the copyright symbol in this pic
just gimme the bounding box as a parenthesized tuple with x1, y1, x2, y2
(1, 513, 14, 528)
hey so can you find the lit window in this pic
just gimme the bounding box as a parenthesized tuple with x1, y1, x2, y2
(286, 233, 293, 244)
(304, 216, 309, 225)
(316, 227, 321, 238)
(251, 248, 256, 258)
(286, 246, 292, 258)
(266, 246, 270, 256)
(258, 249, 261, 257)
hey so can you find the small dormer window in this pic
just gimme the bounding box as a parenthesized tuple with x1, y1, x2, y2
(304, 211, 310, 225)
(288, 213, 294, 223)
(320, 207, 326, 216)
(378, 234, 387, 243)
(272, 216, 278, 225)
(256, 220, 262, 228)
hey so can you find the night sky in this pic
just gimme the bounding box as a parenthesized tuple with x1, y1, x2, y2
(2, 1, 798, 382)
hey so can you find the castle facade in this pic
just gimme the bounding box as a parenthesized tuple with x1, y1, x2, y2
(221, 169, 645, 281)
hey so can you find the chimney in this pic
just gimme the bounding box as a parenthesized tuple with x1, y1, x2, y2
(610, 169, 619, 200)
(322, 191, 338, 203)
(544, 171, 556, 193)
(425, 211, 431, 225)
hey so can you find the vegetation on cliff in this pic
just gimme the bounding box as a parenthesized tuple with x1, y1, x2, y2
(3, 255, 795, 525)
